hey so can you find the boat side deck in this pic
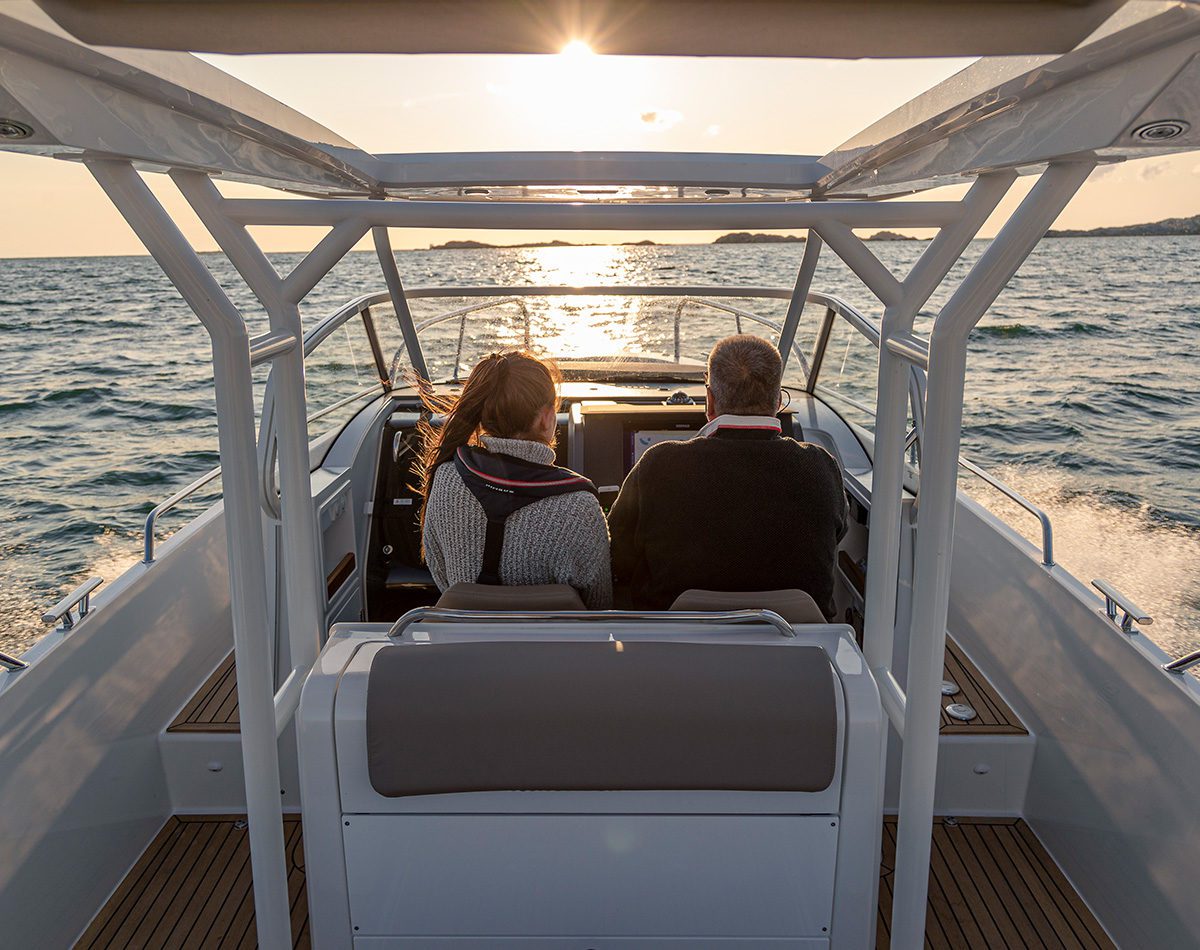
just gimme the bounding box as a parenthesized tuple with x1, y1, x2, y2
(76, 815, 1109, 948)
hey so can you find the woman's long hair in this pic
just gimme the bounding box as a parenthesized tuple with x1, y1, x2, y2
(415, 350, 561, 534)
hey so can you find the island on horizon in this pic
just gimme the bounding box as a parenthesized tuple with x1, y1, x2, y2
(1046, 213, 1200, 238)
(428, 230, 924, 250)
(427, 238, 661, 250)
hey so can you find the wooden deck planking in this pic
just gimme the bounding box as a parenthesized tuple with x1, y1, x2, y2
(76, 816, 308, 949)
(168, 653, 240, 733)
(80, 814, 1111, 948)
(877, 817, 1116, 949)
(940, 639, 1026, 735)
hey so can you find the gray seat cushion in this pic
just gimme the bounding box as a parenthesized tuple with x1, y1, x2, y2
(366, 640, 837, 797)
(670, 588, 827, 624)
(434, 582, 586, 611)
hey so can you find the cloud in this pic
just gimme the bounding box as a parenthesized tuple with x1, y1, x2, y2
(640, 109, 683, 130)
(706, 124, 722, 137)
(1136, 159, 1171, 181)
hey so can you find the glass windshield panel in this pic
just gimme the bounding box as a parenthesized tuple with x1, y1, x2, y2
(304, 315, 384, 438)
(813, 313, 880, 431)
(406, 293, 808, 387)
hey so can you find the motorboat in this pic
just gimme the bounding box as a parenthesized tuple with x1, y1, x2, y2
(2, 2, 1199, 947)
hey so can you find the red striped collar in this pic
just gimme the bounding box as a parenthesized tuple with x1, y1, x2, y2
(698, 414, 782, 438)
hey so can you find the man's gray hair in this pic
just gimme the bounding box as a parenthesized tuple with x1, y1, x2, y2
(706, 334, 783, 416)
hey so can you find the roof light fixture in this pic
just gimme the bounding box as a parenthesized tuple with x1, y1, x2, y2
(0, 119, 33, 139)
(1132, 119, 1189, 141)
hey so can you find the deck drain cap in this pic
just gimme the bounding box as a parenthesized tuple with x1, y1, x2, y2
(945, 703, 978, 722)
(941, 679, 960, 696)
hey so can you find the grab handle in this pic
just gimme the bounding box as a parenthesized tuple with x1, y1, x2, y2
(389, 607, 796, 640)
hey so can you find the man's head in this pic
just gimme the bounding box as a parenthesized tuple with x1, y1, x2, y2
(705, 334, 783, 420)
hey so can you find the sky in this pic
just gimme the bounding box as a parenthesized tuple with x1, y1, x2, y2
(2, 47, 1199, 258)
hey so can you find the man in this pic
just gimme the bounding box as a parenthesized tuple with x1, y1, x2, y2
(608, 334, 848, 618)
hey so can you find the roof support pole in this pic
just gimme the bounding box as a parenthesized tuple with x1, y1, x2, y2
(777, 232, 822, 374)
(373, 226, 430, 380)
(810, 221, 903, 308)
(86, 160, 292, 950)
(889, 161, 1092, 950)
(172, 170, 328, 724)
(861, 172, 1014, 688)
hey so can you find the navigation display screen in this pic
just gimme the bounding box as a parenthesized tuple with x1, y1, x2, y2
(630, 429, 695, 464)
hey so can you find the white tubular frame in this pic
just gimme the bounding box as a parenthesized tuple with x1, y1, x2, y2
(80, 161, 1092, 949)
(877, 162, 1094, 950)
(85, 160, 294, 950)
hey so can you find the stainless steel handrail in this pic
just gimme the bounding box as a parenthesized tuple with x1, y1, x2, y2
(143, 465, 222, 564)
(403, 284, 795, 301)
(41, 576, 103, 629)
(389, 607, 797, 640)
(305, 383, 387, 426)
(1164, 651, 1200, 675)
(1092, 578, 1153, 633)
(959, 456, 1055, 566)
(0, 651, 28, 672)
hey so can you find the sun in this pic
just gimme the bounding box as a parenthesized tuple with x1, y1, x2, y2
(559, 39, 595, 59)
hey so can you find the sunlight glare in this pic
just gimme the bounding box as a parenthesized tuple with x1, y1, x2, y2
(559, 39, 595, 58)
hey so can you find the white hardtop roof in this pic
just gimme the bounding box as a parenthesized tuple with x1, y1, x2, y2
(31, 0, 1126, 58)
(2, 1, 1199, 202)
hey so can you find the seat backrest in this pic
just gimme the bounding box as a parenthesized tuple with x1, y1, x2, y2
(365, 639, 838, 797)
(670, 588, 826, 624)
(435, 582, 585, 611)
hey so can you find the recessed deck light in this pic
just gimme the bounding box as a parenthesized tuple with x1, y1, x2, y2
(0, 119, 33, 139)
(1132, 119, 1189, 141)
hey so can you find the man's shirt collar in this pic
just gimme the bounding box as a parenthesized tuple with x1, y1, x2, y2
(697, 414, 783, 439)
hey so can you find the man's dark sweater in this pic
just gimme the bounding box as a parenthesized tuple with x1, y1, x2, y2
(608, 417, 849, 618)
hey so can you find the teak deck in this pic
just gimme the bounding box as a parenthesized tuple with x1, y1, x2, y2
(168, 653, 239, 732)
(174, 635, 1026, 737)
(76, 815, 308, 949)
(78, 815, 1111, 948)
(941, 639, 1026, 735)
(877, 817, 1114, 949)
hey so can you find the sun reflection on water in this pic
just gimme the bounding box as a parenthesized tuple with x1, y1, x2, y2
(501, 245, 653, 360)
(405, 243, 792, 379)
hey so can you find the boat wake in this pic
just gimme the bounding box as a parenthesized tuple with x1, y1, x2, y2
(964, 465, 1200, 660)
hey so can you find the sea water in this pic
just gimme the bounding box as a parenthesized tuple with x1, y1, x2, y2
(1, 238, 1197, 661)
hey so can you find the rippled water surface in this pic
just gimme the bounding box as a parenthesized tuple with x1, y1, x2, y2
(1, 238, 1197, 659)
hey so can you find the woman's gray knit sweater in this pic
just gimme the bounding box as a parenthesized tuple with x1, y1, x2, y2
(422, 436, 613, 608)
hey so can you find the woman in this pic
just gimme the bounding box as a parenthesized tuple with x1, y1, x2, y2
(418, 350, 612, 608)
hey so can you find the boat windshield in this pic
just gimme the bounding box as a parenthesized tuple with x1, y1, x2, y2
(400, 290, 809, 386)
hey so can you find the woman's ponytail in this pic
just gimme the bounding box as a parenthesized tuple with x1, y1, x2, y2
(415, 350, 560, 534)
